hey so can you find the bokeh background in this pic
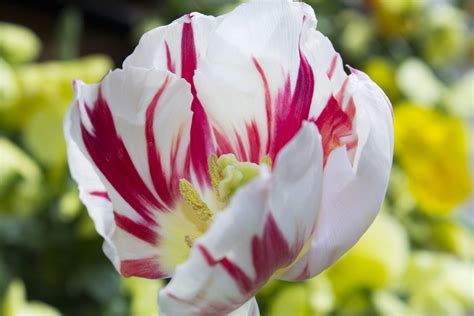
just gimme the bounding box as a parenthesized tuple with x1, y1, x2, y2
(0, 0, 473, 315)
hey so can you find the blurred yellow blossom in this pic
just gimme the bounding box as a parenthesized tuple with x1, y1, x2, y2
(2, 280, 60, 316)
(430, 220, 474, 260)
(363, 57, 400, 102)
(396, 58, 445, 105)
(269, 285, 312, 316)
(327, 212, 409, 296)
(420, 5, 468, 68)
(0, 58, 20, 111)
(0, 23, 41, 65)
(394, 103, 471, 215)
(0, 55, 112, 131)
(444, 70, 474, 119)
(123, 278, 163, 316)
(402, 252, 474, 315)
(0, 137, 43, 214)
(307, 274, 334, 315)
(370, 0, 425, 36)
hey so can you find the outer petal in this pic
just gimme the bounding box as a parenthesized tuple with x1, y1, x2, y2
(125, 13, 222, 185)
(159, 123, 323, 315)
(65, 67, 193, 278)
(123, 13, 220, 73)
(281, 69, 394, 281)
(194, 0, 322, 162)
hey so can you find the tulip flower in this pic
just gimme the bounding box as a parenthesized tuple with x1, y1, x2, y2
(65, 0, 393, 314)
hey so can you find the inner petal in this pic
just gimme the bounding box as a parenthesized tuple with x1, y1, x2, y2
(155, 154, 268, 274)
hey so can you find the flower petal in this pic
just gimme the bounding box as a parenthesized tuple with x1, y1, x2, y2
(159, 123, 323, 315)
(125, 13, 221, 185)
(65, 67, 194, 277)
(193, 0, 339, 163)
(280, 68, 394, 281)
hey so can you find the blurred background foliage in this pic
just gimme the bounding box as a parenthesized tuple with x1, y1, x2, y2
(0, 0, 472, 315)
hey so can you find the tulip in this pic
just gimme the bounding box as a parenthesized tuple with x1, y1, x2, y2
(65, 0, 393, 313)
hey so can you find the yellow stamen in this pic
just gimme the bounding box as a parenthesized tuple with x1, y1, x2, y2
(184, 235, 195, 248)
(179, 179, 213, 229)
(260, 155, 273, 168)
(208, 154, 222, 201)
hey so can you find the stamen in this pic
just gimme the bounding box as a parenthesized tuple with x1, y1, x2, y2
(184, 235, 194, 248)
(208, 154, 222, 201)
(179, 179, 213, 224)
(260, 155, 273, 168)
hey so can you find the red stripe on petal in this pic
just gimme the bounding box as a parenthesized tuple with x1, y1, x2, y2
(120, 257, 166, 279)
(114, 212, 159, 245)
(164, 41, 176, 73)
(246, 121, 261, 164)
(327, 54, 339, 80)
(214, 128, 234, 156)
(145, 76, 175, 207)
(271, 51, 314, 160)
(251, 214, 294, 285)
(80, 89, 161, 224)
(90, 191, 111, 201)
(199, 245, 253, 295)
(314, 95, 356, 165)
(199, 214, 296, 297)
(253, 58, 272, 153)
(181, 18, 213, 185)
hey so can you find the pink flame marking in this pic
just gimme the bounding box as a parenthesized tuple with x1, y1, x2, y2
(90, 191, 111, 201)
(214, 128, 234, 156)
(145, 76, 176, 208)
(253, 58, 272, 153)
(327, 54, 340, 80)
(270, 51, 315, 160)
(164, 41, 176, 73)
(165, 214, 301, 314)
(114, 212, 159, 245)
(235, 132, 248, 162)
(192, 214, 296, 309)
(120, 257, 166, 279)
(80, 89, 162, 225)
(181, 18, 214, 186)
(246, 121, 261, 164)
(314, 95, 356, 166)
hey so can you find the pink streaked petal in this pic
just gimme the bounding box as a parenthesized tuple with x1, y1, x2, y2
(66, 67, 194, 279)
(114, 212, 159, 245)
(80, 88, 161, 224)
(281, 70, 394, 281)
(270, 50, 314, 160)
(159, 124, 323, 315)
(145, 76, 176, 206)
(121, 257, 166, 279)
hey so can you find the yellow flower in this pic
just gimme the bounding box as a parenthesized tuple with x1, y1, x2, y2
(2, 280, 60, 316)
(0, 137, 43, 215)
(363, 57, 400, 102)
(0, 23, 41, 64)
(394, 103, 471, 215)
(123, 278, 163, 316)
(327, 212, 409, 296)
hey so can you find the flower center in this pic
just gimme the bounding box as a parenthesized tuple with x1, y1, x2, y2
(178, 154, 272, 248)
(157, 154, 272, 273)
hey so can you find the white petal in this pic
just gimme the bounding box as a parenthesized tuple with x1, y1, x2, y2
(281, 68, 394, 280)
(159, 123, 323, 314)
(194, 0, 334, 162)
(123, 13, 221, 73)
(65, 67, 194, 278)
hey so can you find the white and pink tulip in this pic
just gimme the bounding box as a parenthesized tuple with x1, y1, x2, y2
(64, 0, 393, 314)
